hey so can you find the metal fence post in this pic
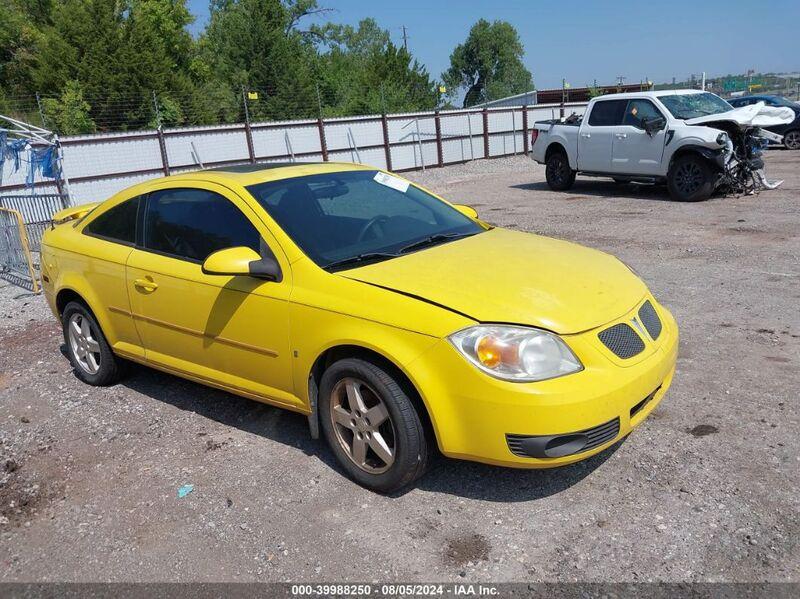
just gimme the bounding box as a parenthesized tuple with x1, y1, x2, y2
(381, 113, 393, 171)
(522, 105, 529, 155)
(434, 110, 444, 167)
(317, 117, 329, 161)
(242, 87, 256, 163)
(156, 127, 170, 176)
(482, 107, 490, 158)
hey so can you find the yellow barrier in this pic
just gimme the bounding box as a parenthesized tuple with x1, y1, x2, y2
(0, 207, 41, 294)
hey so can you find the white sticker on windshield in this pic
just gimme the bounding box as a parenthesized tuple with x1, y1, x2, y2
(373, 171, 409, 193)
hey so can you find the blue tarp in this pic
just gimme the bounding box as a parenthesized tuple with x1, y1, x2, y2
(0, 131, 60, 189)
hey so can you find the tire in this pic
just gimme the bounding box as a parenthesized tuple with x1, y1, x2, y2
(783, 129, 800, 150)
(319, 358, 429, 493)
(62, 301, 124, 386)
(545, 150, 576, 191)
(667, 154, 715, 202)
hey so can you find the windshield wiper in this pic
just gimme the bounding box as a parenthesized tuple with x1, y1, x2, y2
(399, 232, 477, 255)
(323, 252, 399, 272)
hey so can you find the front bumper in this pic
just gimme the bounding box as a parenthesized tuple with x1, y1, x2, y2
(405, 299, 679, 468)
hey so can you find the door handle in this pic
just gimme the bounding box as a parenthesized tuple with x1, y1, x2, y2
(134, 278, 158, 292)
(580, 133, 591, 138)
(615, 133, 628, 139)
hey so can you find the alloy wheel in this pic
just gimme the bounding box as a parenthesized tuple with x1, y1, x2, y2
(67, 313, 101, 374)
(784, 130, 800, 150)
(674, 162, 704, 196)
(329, 377, 396, 474)
(547, 156, 566, 185)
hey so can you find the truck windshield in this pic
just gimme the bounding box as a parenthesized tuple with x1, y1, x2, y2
(658, 93, 733, 119)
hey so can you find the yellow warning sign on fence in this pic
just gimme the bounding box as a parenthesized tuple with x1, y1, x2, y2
(247, 92, 259, 100)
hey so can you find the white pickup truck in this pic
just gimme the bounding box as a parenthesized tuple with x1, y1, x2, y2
(530, 90, 793, 201)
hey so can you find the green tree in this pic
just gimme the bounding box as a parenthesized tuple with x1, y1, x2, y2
(314, 18, 437, 115)
(442, 19, 533, 107)
(41, 80, 96, 134)
(202, 0, 320, 121)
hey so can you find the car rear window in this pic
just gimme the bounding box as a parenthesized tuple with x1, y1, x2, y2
(83, 196, 140, 246)
(588, 100, 627, 126)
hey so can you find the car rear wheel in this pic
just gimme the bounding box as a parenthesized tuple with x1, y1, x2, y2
(667, 154, 715, 202)
(319, 358, 429, 493)
(62, 301, 124, 386)
(783, 129, 800, 150)
(545, 151, 576, 191)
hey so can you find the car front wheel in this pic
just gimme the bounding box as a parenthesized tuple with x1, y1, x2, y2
(667, 154, 715, 202)
(319, 358, 429, 493)
(62, 301, 125, 386)
(545, 151, 576, 191)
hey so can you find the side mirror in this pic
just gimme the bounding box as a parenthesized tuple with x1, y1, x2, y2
(202, 246, 282, 281)
(453, 204, 479, 219)
(642, 116, 666, 135)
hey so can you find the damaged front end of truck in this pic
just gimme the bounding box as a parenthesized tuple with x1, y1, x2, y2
(686, 103, 794, 196)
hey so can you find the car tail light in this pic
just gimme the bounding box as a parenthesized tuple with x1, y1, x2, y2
(530, 129, 539, 147)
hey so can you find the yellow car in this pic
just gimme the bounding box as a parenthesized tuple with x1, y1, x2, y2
(41, 162, 678, 492)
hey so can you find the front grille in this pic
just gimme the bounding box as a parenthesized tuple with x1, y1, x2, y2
(638, 300, 662, 340)
(506, 417, 620, 458)
(598, 323, 645, 359)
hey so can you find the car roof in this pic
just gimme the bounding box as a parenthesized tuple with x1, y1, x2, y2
(591, 89, 705, 101)
(145, 161, 375, 189)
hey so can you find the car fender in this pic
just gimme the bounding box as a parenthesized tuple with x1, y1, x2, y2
(668, 143, 726, 172)
(53, 272, 116, 340)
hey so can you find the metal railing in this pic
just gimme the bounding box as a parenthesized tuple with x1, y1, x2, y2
(0, 207, 41, 293)
(0, 194, 69, 252)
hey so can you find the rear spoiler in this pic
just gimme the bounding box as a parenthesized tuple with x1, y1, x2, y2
(52, 202, 100, 224)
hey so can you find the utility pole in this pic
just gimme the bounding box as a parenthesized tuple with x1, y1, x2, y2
(616, 75, 626, 87)
(401, 26, 409, 51)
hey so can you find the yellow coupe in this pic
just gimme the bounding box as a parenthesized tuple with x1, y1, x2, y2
(41, 162, 678, 492)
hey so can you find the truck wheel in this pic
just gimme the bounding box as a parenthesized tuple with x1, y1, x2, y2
(667, 155, 715, 202)
(783, 130, 800, 150)
(545, 151, 576, 191)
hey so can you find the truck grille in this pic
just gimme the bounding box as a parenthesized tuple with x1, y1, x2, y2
(638, 300, 662, 340)
(598, 323, 645, 359)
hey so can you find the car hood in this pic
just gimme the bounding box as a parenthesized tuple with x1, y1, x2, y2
(685, 102, 795, 128)
(339, 228, 648, 335)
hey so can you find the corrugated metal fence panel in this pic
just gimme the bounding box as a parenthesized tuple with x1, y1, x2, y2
(165, 128, 248, 168)
(252, 122, 319, 159)
(1, 102, 587, 203)
(65, 134, 162, 178)
(69, 172, 163, 205)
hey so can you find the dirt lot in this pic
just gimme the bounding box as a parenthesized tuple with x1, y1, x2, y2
(1, 151, 798, 583)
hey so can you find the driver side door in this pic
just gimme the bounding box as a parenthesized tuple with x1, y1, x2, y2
(611, 99, 668, 176)
(125, 182, 301, 410)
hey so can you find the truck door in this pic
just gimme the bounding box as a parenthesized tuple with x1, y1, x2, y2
(578, 99, 627, 173)
(611, 99, 668, 176)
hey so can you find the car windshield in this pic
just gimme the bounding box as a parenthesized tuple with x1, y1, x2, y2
(658, 92, 733, 119)
(766, 96, 797, 108)
(247, 170, 485, 270)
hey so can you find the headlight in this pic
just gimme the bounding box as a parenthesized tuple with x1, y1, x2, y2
(448, 325, 583, 382)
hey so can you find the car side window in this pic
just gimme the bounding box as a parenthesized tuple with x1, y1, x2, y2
(83, 196, 140, 246)
(587, 100, 627, 126)
(623, 99, 664, 129)
(144, 188, 261, 263)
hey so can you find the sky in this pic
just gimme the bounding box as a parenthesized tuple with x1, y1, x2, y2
(187, 0, 800, 90)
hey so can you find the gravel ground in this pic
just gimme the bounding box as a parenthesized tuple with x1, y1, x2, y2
(1, 151, 798, 583)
